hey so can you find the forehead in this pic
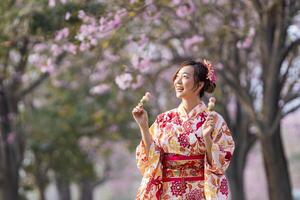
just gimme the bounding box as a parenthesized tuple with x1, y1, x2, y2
(177, 65, 194, 75)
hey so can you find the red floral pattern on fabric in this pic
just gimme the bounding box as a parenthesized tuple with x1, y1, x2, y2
(166, 112, 175, 121)
(225, 151, 232, 161)
(196, 112, 207, 130)
(185, 189, 204, 200)
(157, 111, 183, 129)
(178, 134, 190, 148)
(183, 121, 193, 134)
(157, 113, 168, 129)
(220, 178, 228, 196)
(170, 180, 187, 197)
(172, 112, 183, 125)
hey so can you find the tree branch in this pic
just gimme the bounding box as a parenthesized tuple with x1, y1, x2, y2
(250, 0, 263, 17)
(282, 79, 299, 104)
(279, 53, 295, 89)
(283, 101, 300, 116)
(283, 92, 300, 105)
(17, 72, 49, 100)
(280, 38, 300, 65)
(218, 69, 262, 135)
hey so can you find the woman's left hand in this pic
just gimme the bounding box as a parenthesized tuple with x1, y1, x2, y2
(202, 112, 217, 140)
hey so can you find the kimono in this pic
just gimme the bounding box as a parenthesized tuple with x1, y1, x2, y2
(135, 101, 235, 200)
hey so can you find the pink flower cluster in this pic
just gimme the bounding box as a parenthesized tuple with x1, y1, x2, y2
(183, 35, 204, 51)
(75, 9, 127, 51)
(174, 0, 196, 18)
(203, 59, 217, 84)
(48, 0, 67, 7)
(237, 27, 255, 49)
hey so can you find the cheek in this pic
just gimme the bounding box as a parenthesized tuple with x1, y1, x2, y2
(183, 79, 195, 89)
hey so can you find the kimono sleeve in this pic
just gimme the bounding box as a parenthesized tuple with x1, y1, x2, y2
(205, 114, 235, 175)
(135, 118, 159, 176)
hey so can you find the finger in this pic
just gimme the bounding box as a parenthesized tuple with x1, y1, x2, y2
(206, 119, 214, 125)
(137, 102, 143, 108)
(208, 114, 215, 119)
(133, 107, 142, 113)
(208, 122, 215, 128)
(134, 106, 142, 111)
(132, 108, 138, 114)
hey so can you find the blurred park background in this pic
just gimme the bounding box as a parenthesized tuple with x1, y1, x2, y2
(0, 0, 300, 200)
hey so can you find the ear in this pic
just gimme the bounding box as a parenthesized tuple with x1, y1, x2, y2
(195, 82, 204, 93)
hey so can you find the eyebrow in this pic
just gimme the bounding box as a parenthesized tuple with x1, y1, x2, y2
(177, 72, 191, 76)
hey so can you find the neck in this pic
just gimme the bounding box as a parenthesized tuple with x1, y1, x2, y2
(181, 96, 202, 114)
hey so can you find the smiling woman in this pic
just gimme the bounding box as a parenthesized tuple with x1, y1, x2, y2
(173, 60, 216, 100)
(132, 59, 235, 200)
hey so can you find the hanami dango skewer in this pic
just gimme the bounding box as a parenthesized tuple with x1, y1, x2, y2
(208, 97, 216, 111)
(137, 92, 151, 107)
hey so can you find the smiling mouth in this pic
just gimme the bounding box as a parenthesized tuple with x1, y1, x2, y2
(176, 87, 184, 92)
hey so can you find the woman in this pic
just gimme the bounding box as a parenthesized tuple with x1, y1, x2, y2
(132, 60, 235, 200)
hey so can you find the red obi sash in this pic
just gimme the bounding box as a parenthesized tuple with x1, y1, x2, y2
(161, 153, 205, 182)
(147, 153, 205, 199)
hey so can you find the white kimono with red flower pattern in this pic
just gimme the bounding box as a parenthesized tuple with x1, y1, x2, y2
(136, 102, 235, 200)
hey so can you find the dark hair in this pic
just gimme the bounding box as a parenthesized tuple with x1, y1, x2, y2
(172, 60, 216, 98)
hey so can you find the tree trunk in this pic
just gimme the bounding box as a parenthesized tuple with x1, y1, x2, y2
(0, 131, 5, 200)
(0, 90, 20, 200)
(4, 146, 19, 200)
(80, 179, 94, 200)
(221, 97, 256, 200)
(36, 168, 47, 200)
(56, 176, 71, 200)
(227, 132, 256, 200)
(227, 166, 245, 200)
(260, 124, 292, 200)
(37, 186, 46, 200)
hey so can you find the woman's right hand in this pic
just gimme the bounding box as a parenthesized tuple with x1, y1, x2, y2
(132, 104, 149, 129)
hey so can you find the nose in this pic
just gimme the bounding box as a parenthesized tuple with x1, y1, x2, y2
(174, 75, 182, 85)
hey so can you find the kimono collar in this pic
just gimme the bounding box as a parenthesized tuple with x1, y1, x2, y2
(177, 101, 207, 120)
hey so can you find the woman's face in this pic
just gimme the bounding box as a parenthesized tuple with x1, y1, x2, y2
(173, 65, 203, 99)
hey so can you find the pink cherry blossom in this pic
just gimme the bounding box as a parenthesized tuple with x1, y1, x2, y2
(115, 73, 133, 90)
(7, 132, 16, 144)
(55, 28, 69, 41)
(103, 50, 120, 62)
(138, 34, 149, 49)
(90, 84, 110, 95)
(33, 43, 48, 52)
(143, 4, 161, 22)
(75, 9, 127, 49)
(172, 0, 182, 5)
(130, 0, 138, 3)
(50, 44, 63, 56)
(183, 35, 204, 50)
(65, 12, 71, 20)
(131, 56, 152, 74)
(175, 1, 196, 18)
(131, 75, 145, 89)
(237, 28, 255, 49)
(48, 0, 55, 7)
(79, 42, 91, 51)
(40, 58, 55, 73)
(62, 43, 77, 55)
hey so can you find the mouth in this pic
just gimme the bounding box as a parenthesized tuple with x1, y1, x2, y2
(176, 86, 184, 92)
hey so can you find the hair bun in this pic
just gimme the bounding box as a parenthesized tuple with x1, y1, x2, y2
(205, 80, 216, 94)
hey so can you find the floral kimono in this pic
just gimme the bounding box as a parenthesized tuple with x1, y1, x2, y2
(135, 101, 235, 200)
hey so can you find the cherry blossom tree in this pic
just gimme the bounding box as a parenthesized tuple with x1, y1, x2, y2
(69, 1, 300, 199)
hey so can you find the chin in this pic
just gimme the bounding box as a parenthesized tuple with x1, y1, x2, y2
(175, 93, 184, 98)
